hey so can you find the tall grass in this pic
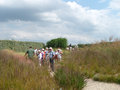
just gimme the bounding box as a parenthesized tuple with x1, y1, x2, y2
(55, 68, 85, 90)
(54, 51, 85, 90)
(63, 40, 120, 84)
(0, 50, 58, 90)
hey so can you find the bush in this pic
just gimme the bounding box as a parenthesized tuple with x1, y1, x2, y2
(46, 38, 67, 49)
(55, 68, 85, 90)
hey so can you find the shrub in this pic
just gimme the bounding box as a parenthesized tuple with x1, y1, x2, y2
(55, 68, 85, 90)
(46, 38, 68, 49)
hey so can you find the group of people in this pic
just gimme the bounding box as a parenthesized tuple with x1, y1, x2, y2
(66, 44, 78, 51)
(25, 46, 63, 72)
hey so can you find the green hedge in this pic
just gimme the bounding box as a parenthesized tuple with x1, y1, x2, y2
(0, 40, 44, 52)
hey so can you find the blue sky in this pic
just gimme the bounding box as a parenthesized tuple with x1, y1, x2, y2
(0, 0, 120, 44)
(64, 0, 110, 9)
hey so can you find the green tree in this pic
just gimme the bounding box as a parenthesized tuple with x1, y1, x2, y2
(46, 38, 68, 49)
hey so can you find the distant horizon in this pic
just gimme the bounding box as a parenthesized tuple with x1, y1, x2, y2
(0, 36, 119, 45)
(0, 38, 91, 45)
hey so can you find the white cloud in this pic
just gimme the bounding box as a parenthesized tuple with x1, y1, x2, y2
(0, 0, 120, 44)
(10, 30, 94, 44)
(0, 0, 25, 7)
(39, 12, 61, 22)
(11, 31, 33, 39)
(109, 0, 120, 10)
(0, 0, 5, 5)
(67, 1, 109, 25)
(0, 0, 63, 9)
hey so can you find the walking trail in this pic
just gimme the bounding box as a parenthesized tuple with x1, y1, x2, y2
(49, 63, 120, 90)
(49, 59, 120, 90)
(83, 79, 120, 90)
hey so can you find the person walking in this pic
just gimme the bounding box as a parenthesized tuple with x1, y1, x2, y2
(34, 48, 38, 56)
(25, 46, 35, 60)
(42, 48, 46, 60)
(55, 50, 58, 62)
(57, 49, 63, 61)
(48, 47, 55, 72)
(38, 50, 42, 66)
(45, 47, 49, 65)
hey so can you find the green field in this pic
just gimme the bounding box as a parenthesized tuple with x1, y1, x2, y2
(0, 40, 44, 52)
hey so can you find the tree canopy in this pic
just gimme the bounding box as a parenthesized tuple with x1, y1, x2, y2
(46, 38, 68, 49)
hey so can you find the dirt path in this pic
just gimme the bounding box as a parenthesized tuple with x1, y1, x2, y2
(83, 79, 120, 90)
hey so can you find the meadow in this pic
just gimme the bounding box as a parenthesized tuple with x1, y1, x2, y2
(0, 49, 85, 90)
(62, 40, 120, 84)
(1, 39, 120, 90)
(0, 50, 59, 90)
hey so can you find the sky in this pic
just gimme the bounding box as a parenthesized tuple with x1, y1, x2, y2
(0, 0, 120, 44)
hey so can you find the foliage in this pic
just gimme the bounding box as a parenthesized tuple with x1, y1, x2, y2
(0, 40, 44, 52)
(46, 38, 68, 49)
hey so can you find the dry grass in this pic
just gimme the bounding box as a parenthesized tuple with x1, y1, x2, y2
(63, 40, 120, 84)
(0, 50, 58, 90)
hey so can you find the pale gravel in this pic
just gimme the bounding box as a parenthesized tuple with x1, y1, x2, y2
(83, 79, 120, 90)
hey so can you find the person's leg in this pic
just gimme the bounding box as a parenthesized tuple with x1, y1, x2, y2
(50, 58, 54, 72)
(47, 56, 49, 65)
(42, 57, 44, 65)
(52, 60, 54, 72)
(51, 59, 54, 72)
(39, 59, 41, 66)
(41, 59, 44, 66)
(59, 56, 62, 61)
(50, 58, 52, 71)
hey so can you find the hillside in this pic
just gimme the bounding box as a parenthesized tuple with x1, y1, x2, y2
(0, 40, 44, 52)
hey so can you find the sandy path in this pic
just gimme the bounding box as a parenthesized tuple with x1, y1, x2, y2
(83, 79, 120, 90)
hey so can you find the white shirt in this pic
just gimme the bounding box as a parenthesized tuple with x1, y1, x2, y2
(38, 53, 42, 60)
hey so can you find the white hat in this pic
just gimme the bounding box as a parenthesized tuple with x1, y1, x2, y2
(38, 50, 41, 52)
(58, 49, 60, 51)
(49, 47, 52, 50)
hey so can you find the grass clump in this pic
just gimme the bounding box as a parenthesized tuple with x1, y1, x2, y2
(93, 73, 120, 84)
(55, 68, 85, 90)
